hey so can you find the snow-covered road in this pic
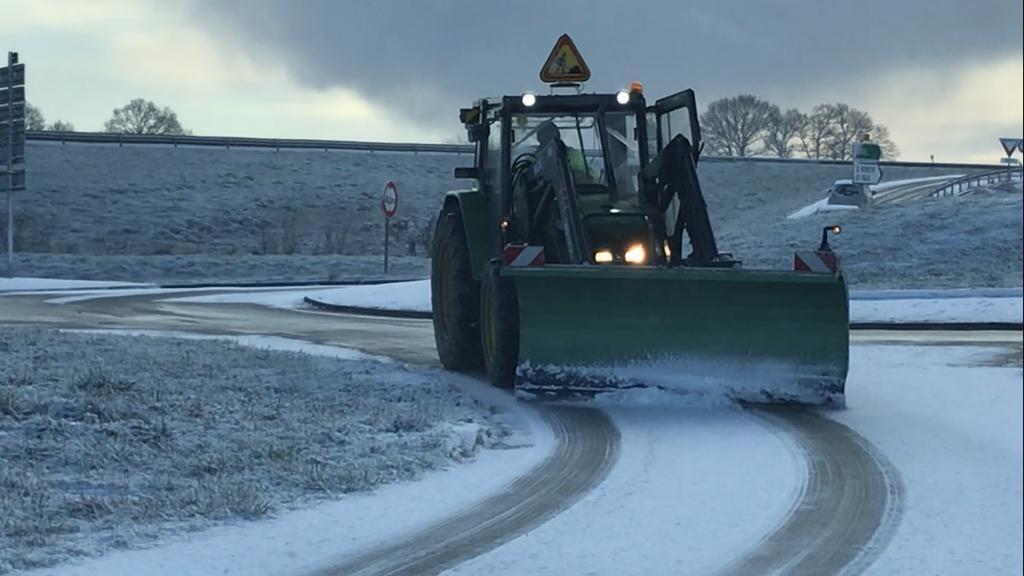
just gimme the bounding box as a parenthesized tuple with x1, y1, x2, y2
(1, 286, 1020, 575)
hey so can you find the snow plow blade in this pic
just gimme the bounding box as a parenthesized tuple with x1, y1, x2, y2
(503, 265, 849, 406)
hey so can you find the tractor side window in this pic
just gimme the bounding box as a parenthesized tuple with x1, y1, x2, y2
(645, 113, 659, 158)
(483, 108, 502, 190)
(660, 107, 693, 148)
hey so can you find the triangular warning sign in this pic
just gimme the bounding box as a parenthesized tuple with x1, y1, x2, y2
(540, 34, 591, 83)
(999, 137, 1022, 157)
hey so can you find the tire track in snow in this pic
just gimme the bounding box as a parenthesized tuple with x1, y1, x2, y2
(720, 408, 904, 576)
(307, 405, 620, 576)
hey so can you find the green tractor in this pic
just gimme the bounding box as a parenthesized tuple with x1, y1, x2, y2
(431, 72, 849, 405)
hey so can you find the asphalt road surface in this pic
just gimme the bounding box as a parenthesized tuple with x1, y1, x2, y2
(5, 288, 1013, 575)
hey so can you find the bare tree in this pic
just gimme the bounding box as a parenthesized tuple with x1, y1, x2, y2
(25, 102, 46, 130)
(104, 98, 188, 135)
(700, 95, 775, 157)
(870, 124, 900, 159)
(763, 108, 806, 158)
(802, 103, 899, 160)
(798, 104, 841, 159)
(47, 120, 75, 132)
(824, 104, 873, 160)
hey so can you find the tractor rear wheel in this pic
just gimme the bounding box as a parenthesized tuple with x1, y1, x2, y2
(480, 262, 519, 388)
(431, 206, 483, 370)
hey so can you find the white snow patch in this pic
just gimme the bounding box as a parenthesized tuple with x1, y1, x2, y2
(164, 280, 433, 313)
(0, 277, 149, 292)
(850, 287, 1023, 300)
(831, 344, 1023, 575)
(302, 279, 431, 312)
(851, 296, 1022, 323)
(445, 405, 802, 575)
(787, 196, 859, 219)
(44, 285, 319, 305)
(162, 289, 312, 309)
(67, 329, 390, 363)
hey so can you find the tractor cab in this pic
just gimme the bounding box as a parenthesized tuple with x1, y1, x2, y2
(457, 86, 732, 269)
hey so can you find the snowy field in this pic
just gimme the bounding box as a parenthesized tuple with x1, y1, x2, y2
(720, 189, 1023, 289)
(3, 141, 1016, 289)
(0, 328, 511, 574)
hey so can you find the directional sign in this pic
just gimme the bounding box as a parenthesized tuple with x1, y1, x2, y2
(852, 141, 882, 185)
(0, 86, 25, 104)
(0, 102, 24, 123)
(999, 137, 1022, 157)
(381, 181, 399, 219)
(540, 34, 591, 83)
(0, 63, 24, 86)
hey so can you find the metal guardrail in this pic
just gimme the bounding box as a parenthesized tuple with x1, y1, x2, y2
(24, 130, 1009, 171)
(928, 167, 1023, 198)
(25, 130, 474, 155)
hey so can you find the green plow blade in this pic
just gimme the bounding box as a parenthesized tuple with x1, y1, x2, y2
(502, 265, 850, 406)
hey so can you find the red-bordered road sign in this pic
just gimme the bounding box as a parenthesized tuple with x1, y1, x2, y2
(382, 181, 398, 219)
(539, 34, 591, 83)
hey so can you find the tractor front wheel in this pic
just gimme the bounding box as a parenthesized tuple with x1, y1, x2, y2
(480, 262, 519, 388)
(431, 207, 483, 370)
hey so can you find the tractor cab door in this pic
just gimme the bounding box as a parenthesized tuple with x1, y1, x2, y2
(649, 89, 702, 164)
(644, 89, 720, 265)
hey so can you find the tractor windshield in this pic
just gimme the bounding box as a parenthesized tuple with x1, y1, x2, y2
(510, 111, 641, 203)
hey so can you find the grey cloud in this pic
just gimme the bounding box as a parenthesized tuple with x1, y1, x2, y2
(193, 0, 1023, 134)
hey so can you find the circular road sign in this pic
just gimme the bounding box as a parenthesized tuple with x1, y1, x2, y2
(382, 181, 399, 219)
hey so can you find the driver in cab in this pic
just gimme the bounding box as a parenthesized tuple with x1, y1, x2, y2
(536, 120, 596, 185)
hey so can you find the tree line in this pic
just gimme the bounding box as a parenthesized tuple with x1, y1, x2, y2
(29, 93, 899, 161)
(699, 95, 899, 160)
(25, 98, 188, 135)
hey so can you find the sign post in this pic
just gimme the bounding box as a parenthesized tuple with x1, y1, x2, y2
(381, 181, 398, 274)
(999, 137, 1022, 184)
(852, 138, 882, 201)
(1, 51, 26, 276)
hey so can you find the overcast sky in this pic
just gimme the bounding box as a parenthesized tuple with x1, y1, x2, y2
(4, 0, 1022, 162)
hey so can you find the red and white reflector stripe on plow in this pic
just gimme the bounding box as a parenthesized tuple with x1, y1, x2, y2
(503, 244, 545, 267)
(794, 250, 839, 273)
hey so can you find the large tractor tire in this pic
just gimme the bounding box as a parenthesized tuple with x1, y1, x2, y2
(480, 262, 519, 388)
(431, 206, 483, 370)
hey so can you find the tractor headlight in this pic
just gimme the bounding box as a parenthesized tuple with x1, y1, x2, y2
(616, 90, 630, 105)
(522, 93, 537, 107)
(624, 243, 646, 264)
(594, 249, 614, 264)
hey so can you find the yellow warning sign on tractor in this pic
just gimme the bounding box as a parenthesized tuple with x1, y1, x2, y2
(539, 34, 591, 83)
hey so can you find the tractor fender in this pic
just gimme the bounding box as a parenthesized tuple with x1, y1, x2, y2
(443, 189, 494, 281)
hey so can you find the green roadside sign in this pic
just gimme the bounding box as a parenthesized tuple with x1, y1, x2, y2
(853, 141, 882, 184)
